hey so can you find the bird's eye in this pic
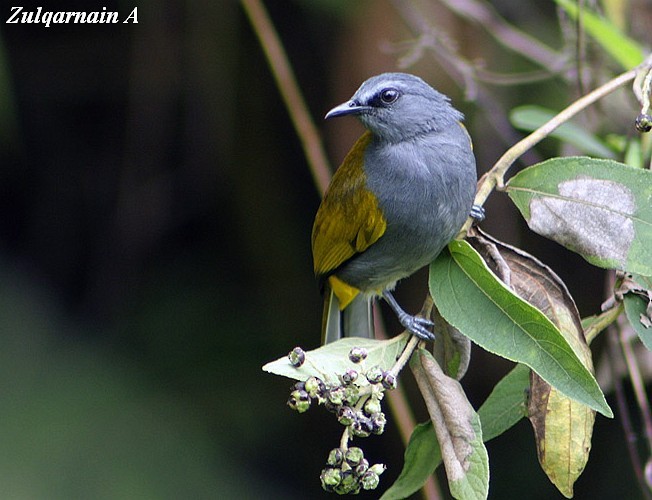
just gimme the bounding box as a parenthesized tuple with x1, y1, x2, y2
(379, 88, 399, 104)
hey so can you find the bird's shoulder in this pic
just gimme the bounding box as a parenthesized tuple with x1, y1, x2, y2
(312, 131, 387, 276)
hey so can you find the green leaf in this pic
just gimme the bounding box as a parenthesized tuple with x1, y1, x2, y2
(262, 334, 409, 384)
(429, 240, 612, 417)
(383, 365, 528, 499)
(380, 422, 441, 500)
(477, 364, 529, 441)
(506, 157, 652, 276)
(623, 274, 652, 349)
(554, 0, 644, 69)
(510, 105, 615, 158)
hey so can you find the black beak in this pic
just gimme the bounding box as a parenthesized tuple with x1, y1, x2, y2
(325, 100, 371, 119)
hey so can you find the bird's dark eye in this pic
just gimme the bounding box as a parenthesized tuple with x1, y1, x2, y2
(380, 88, 399, 104)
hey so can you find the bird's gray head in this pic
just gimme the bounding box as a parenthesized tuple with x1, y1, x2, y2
(325, 73, 463, 143)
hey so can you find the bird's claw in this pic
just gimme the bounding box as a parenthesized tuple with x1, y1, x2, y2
(470, 204, 485, 224)
(400, 314, 436, 341)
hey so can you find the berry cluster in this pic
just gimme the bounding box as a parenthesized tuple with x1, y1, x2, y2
(286, 346, 394, 493)
(320, 447, 386, 494)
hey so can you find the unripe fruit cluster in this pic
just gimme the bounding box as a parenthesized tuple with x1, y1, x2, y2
(285, 346, 396, 493)
(320, 446, 386, 494)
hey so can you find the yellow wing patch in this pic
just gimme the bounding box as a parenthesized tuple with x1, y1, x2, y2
(312, 131, 387, 282)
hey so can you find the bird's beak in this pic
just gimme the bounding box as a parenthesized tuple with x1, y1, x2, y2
(325, 100, 371, 120)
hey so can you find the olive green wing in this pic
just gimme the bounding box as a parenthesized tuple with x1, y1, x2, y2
(311, 132, 387, 278)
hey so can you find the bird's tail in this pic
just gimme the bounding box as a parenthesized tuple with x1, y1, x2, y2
(322, 285, 374, 344)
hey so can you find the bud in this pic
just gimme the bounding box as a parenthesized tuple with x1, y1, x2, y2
(327, 386, 346, 406)
(336, 469, 358, 494)
(354, 458, 369, 477)
(364, 397, 382, 416)
(371, 412, 387, 434)
(304, 376, 324, 398)
(365, 365, 383, 384)
(337, 406, 356, 426)
(352, 417, 372, 437)
(382, 371, 397, 390)
(369, 463, 387, 475)
(361, 470, 380, 490)
(344, 446, 365, 466)
(288, 347, 306, 367)
(287, 389, 311, 413)
(348, 347, 368, 363)
(327, 448, 344, 467)
(343, 385, 360, 405)
(320, 467, 342, 490)
(635, 113, 652, 133)
(341, 368, 358, 384)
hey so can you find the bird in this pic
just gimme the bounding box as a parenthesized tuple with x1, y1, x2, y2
(312, 72, 478, 344)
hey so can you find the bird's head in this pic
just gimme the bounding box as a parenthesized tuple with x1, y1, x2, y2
(325, 73, 463, 143)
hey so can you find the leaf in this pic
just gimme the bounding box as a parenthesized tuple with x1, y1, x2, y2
(623, 274, 652, 349)
(469, 230, 596, 497)
(554, 0, 645, 69)
(380, 422, 442, 500)
(430, 240, 612, 417)
(261, 334, 409, 384)
(528, 372, 595, 498)
(383, 365, 528, 500)
(477, 364, 530, 441)
(506, 156, 652, 277)
(430, 299, 472, 380)
(510, 105, 615, 158)
(411, 349, 489, 500)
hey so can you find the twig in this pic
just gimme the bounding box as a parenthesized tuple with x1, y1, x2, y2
(618, 314, 652, 454)
(239, 0, 332, 195)
(437, 0, 563, 70)
(607, 325, 652, 500)
(458, 66, 638, 236)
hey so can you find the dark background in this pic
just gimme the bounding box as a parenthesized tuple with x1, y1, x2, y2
(0, 0, 649, 498)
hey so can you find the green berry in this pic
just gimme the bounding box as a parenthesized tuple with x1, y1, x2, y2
(288, 347, 306, 367)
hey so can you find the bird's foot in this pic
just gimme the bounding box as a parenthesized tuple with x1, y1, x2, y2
(382, 290, 436, 341)
(470, 204, 485, 224)
(398, 313, 436, 341)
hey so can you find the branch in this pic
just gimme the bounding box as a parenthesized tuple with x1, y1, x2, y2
(239, 0, 332, 195)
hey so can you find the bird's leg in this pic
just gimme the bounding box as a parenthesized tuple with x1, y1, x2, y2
(470, 204, 485, 223)
(382, 291, 436, 341)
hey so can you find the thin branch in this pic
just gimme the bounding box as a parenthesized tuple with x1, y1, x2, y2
(240, 0, 332, 195)
(437, 0, 563, 70)
(458, 67, 638, 236)
(608, 325, 652, 500)
(618, 314, 652, 454)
